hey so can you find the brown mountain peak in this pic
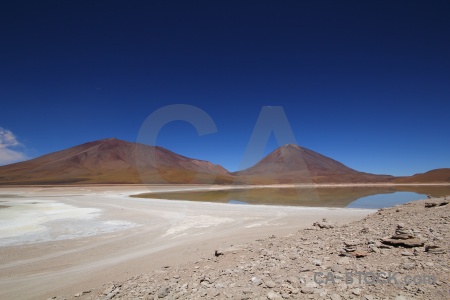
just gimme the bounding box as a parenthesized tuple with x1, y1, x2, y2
(0, 138, 231, 185)
(281, 143, 300, 148)
(235, 144, 394, 184)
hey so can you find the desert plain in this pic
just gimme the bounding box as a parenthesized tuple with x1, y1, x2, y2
(0, 184, 376, 299)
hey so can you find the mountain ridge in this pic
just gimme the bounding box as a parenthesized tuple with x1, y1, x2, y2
(233, 143, 394, 184)
(0, 138, 232, 185)
(0, 138, 447, 184)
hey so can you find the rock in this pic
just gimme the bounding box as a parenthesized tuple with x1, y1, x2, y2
(252, 276, 262, 286)
(402, 262, 415, 270)
(214, 250, 224, 257)
(351, 250, 368, 258)
(425, 200, 449, 208)
(103, 285, 115, 295)
(313, 218, 335, 229)
(105, 288, 120, 300)
(330, 293, 342, 300)
(300, 287, 314, 294)
(425, 244, 446, 254)
(312, 259, 322, 266)
(331, 265, 345, 273)
(286, 277, 300, 286)
(337, 257, 350, 265)
(267, 291, 282, 300)
(391, 233, 414, 240)
(157, 286, 170, 298)
(397, 222, 405, 228)
(382, 224, 425, 247)
(360, 227, 370, 234)
(401, 251, 413, 256)
(208, 289, 220, 297)
(264, 279, 276, 288)
(382, 237, 425, 247)
(352, 288, 361, 295)
(343, 240, 361, 247)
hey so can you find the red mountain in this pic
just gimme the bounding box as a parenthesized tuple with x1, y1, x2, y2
(393, 168, 450, 183)
(0, 138, 232, 184)
(3, 139, 445, 185)
(233, 144, 394, 184)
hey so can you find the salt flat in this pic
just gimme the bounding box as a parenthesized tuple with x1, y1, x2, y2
(0, 185, 373, 299)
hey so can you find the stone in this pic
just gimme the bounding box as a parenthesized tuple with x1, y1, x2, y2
(286, 276, 300, 286)
(313, 219, 335, 229)
(382, 237, 425, 247)
(264, 279, 276, 288)
(305, 281, 318, 288)
(300, 287, 314, 294)
(103, 285, 115, 295)
(157, 286, 170, 298)
(267, 291, 282, 300)
(331, 265, 345, 273)
(343, 240, 361, 247)
(351, 250, 368, 258)
(337, 257, 350, 265)
(352, 288, 361, 295)
(425, 244, 446, 254)
(252, 277, 262, 286)
(425, 201, 449, 208)
(330, 294, 342, 300)
(391, 233, 414, 240)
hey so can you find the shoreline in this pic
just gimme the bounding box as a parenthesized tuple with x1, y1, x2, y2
(1, 182, 450, 189)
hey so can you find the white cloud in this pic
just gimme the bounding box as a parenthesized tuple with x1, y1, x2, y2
(0, 128, 28, 166)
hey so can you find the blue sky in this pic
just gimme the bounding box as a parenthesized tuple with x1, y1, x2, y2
(0, 1, 449, 175)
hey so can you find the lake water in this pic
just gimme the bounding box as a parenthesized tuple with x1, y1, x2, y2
(135, 185, 450, 209)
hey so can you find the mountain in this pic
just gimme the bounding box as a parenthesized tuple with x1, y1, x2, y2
(233, 144, 394, 184)
(0, 138, 233, 185)
(3, 139, 445, 185)
(393, 168, 450, 183)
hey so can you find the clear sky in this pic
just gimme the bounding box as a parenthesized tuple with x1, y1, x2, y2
(0, 1, 449, 176)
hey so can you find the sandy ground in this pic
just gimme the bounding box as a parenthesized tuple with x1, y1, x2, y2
(0, 185, 374, 300)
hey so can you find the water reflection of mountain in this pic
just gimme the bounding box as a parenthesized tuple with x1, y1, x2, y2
(134, 185, 450, 208)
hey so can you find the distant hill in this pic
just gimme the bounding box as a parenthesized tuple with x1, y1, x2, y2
(0, 138, 233, 185)
(393, 168, 450, 183)
(233, 144, 394, 184)
(0, 139, 447, 185)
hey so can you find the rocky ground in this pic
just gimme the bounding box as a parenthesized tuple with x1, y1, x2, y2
(56, 197, 449, 300)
